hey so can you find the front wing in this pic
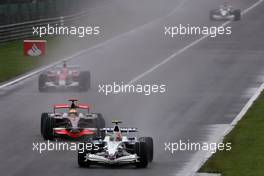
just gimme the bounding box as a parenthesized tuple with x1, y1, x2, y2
(53, 128, 97, 139)
(85, 153, 139, 164)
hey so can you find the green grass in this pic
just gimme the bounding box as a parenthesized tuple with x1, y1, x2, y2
(0, 40, 41, 82)
(199, 92, 264, 176)
(0, 37, 66, 83)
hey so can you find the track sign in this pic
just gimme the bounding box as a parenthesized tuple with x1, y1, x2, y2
(23, 40, 46, 56)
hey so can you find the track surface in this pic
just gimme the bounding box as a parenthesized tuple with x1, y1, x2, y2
(1, 0, 264, 176)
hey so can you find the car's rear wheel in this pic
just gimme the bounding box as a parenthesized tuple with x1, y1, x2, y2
(39, 74, 48, 92)
(233, 9, 241, 21)
(135, 142, 148, 168)
(96, 113, 105, 138)
(78, 71, 91, 91)
(78, 113, 105, 140)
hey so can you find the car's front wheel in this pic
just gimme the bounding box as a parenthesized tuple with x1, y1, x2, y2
(135, 142, 148, 168)
(78, 141, 92, 168)
(139, 137, 153, 162)
(78, 151, 90, 168)
(42, 116, 55, 140)
(41, 113, 49, 135)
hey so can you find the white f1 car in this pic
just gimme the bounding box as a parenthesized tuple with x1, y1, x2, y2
(78, 120, 153, 168)
(210, 3, 241, 21)
(38, 61, 90, 92)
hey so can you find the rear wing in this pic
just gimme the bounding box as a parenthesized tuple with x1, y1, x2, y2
(53, 104, 90, 113)
(54, 65, 80, 69)
(101, 127, 138, 133)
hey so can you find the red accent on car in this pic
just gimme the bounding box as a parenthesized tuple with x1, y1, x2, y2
(54, 129, 96, 138)
(77, 104, 90, 109)
(54, 104, 70, 109)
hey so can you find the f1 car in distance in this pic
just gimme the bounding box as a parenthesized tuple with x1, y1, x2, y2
(38, 61, 91, 92)
(78, 120, 153, 168)
(210, 3, 241, 21)
(41, 99, 105, 140)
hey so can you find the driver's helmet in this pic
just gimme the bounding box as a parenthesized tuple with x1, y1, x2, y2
(69, 108, 78, 116)
(116, 132, 122, 141)
(110, 132, 122, 141)
(61, 61, 68, 73)
(115, 132, 122, 141)
(62, 61, 67, 68)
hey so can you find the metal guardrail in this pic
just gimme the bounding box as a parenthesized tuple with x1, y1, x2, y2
(0, 9, 90, 43)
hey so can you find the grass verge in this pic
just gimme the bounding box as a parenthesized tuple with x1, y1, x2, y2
(199, 91, 264, 176)
(0, 40, 41, 82)
(0, 36, 70, 83)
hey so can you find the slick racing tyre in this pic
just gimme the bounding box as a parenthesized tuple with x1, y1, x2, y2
(78, 146, 91, 168)
(78, 113, 105, 140)
(41, 113, 49, 135)
(38, 74, 48, 92)
(233, 9, 241, 21)
(139, 137, 153, 162)
(135, 142, 148, 168)
(42, 116, 55, 140)
(96, 113, 105, 137)
(79, 71, 91, 91)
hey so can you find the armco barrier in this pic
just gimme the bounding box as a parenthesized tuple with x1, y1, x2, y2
(0, 9, 90, 43)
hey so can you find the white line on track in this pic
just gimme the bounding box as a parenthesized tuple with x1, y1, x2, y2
(129, 0, 263, 84)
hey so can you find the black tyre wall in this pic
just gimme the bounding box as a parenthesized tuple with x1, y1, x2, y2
(78, 149, 90, 168)
(42, 116, 55, 140)
(233, 9, 241, 21)
(39, 74, 47, 92)
(96, 113, 105, 138)
(41, 113, 49, 135)
(139, 137, 154, 162)
(79, 71, 91, 91)
(135, 142, 148, 168)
